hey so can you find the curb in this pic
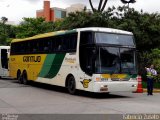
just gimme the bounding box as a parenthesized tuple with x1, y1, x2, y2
(143, 89, 160, 93)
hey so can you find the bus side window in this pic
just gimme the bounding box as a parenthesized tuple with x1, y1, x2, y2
(11, 43, 15, 54)
(47, 38, 52, 52)
(63, 35, 69, 52)
(68, 34, 77, 52)
(43, 38, 51, 52)
(20, 43, 25, 53)
(80, 32, 93, 45)
(55, 37, 63, 52)
(52, 38, 55, 52)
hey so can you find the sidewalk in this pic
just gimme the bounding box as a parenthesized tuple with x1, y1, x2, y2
(143, 88, 160, 93)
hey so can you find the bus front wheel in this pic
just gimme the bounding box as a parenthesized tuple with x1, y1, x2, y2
(67, 76, 76, 95)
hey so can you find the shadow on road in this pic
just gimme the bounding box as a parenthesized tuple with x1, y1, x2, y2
(28, 81, 131, 99)
(0, 78, 132, 99)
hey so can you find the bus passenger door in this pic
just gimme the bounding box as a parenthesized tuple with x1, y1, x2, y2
(79, 47, 96, 90)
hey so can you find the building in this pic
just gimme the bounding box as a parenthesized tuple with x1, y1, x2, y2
(36, 0, 66, 22)
(66, 4, 86, 16)
(36, 0, 86, 22)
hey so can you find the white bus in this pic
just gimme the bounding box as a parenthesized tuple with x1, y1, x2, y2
(9, 27, 138, 94)
(0, 46, 10, 78)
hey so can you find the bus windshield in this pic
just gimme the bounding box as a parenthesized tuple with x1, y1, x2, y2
(79, 31, 137, 75)
(96, 47, 137, 74)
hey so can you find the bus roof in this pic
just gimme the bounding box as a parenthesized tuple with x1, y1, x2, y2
(12, 31, 63, 43)
(11, 27, 133, 43)
(76, 27, 133, 35)
(0, 46, 10, 49)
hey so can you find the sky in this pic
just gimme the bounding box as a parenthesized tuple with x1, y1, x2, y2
(0, 0, 160, 24)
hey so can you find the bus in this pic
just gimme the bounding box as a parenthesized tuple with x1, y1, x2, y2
(0, 46, 10, 78)
(9, 27, 138, 94)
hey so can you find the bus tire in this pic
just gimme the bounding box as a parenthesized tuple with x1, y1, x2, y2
(17, 70, 22, 84)
(67, 75, 76, 95)
(22, 71, 28, 85)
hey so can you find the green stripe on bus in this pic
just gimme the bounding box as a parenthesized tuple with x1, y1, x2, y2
(38, 54, 56, 77)
(39, 53, 66, 79)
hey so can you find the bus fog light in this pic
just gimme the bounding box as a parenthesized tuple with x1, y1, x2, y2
(100, 85, 108, 87)
(132, 84, 137, 87)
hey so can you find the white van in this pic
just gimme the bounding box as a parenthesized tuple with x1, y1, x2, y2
(0, 46, 10, 78)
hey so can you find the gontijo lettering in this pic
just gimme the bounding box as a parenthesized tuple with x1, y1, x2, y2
(23, 56, 41, 62)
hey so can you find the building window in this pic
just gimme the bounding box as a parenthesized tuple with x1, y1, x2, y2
(55, 9, 66, 19)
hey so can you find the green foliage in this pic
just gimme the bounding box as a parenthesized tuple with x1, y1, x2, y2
(142, 81, 160, 88)
(16, 17, 55, 38)
(139, 49, 160, 82)
(0, 17, 15, 45)
(0, 33, 7, 45)
(54, 10, 112, 30)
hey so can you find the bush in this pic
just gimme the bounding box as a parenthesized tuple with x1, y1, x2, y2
(139, 49, 160, 82)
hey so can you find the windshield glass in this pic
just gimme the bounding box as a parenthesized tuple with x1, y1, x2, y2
(95, 47, 137, 74)
(79, 31, 137, 76)
(95, 47, 120, 74)
(120, 48, 137, 74)
(95, 32, 135, 46)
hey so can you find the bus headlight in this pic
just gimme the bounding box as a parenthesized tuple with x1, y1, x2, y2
(95, 77, 108, 82)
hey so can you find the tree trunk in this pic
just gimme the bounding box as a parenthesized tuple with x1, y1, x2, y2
(89, 0, 95, 12)
(100, 0, 108, 12)
(98, 0, 103, 11)
(89, 0, 108, 13)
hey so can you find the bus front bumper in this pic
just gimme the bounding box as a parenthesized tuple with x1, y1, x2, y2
(93, 81, 138, 93)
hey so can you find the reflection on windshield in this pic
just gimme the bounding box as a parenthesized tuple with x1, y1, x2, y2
(96, 47, 137, 74)
(96, 47, 120, 74)
(120, 48, 136, 73)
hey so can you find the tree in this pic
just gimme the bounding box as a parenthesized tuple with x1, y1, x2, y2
(0, 17, 9, 45)
(16, 17, 55, 38)
(1, 17, 8, 24)
(89, 0, 108, 12)
(0, 22, 16, 45)
(1, 17, 8, 34)
(54, 10, 111, 30)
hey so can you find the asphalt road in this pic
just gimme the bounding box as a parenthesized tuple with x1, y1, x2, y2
(0, 78, 160, 115)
